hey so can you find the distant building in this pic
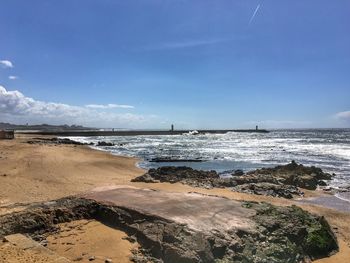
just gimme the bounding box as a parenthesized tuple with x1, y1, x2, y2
(0, 130, 15, 140)
(256, 125, 258, 130)
(171, 124, 174, 131)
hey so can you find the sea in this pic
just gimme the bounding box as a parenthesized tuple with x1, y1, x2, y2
(67, 129, 350, 201)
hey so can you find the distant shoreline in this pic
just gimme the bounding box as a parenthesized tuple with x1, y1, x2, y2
(16, 129, 269, 136)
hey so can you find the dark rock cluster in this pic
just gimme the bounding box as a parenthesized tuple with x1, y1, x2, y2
(132, 161, 334, 198)
(149, 157, 203, 163)
(96, 141, 115, 147)
(243, 161, 333, 190)
(26, 138, 117, 147)
(26, 137, 92, 145)
(233, 182, 301, 199)
(133, 166, 219, 184)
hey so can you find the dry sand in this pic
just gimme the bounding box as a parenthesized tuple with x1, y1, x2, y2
(46, 219, 138, 263)
(0, 241, 56, 263)
(1, 135, 349, 262)
(0, 135, 143, 207)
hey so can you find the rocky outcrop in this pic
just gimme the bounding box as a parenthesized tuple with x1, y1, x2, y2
(0, 193, 338, 263)
(27, 137, 91, 145)
(0, 198, 98, 239)
(245, 161, 333, 190)
(96, 141, 115, 147)
(27, 138, 116, 147)
(248, 202, 338, 262)
(132, 166, 219, 185)
(232, 182, 301, 199)
(150, 157, 203, 162)
(132, 161, 334, 198)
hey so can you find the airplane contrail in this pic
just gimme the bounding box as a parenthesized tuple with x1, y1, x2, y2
(249, 4, 261, 25)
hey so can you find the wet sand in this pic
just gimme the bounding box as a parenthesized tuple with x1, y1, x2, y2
(1, 135, 350, 262)
(297, 194, 350, 213)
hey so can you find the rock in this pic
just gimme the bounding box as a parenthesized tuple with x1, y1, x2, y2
(54, 138, 85, 145)
(97, 141, 115, 147)
(132, 166, 219, 188)
(245, 161, 334, 190)
(150, 157, 203, 163)
(0, 194, 338, 263)
(132, 173, 159, 183)
(232, 183, 303, 199)
(132, 162, 333, 198)
(26, 137, 88, 146)
(105, 259, 112, 263)
(322, 186, 333, 192)
(233, 169, 244, 176)
(40, 239, 48, 246)
(252, 203, 338, 261)
(122, 235, 137, 243)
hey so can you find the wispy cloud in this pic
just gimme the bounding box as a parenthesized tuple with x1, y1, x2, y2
(8, 75, 18, 80)
(85, 103, 134, 109)
(334, 111, 350, 120)
(145, 38, 226, 50)
(0, 86, 155, 127)
(249, 4, 261, 25)
(0, 60, 14, 68)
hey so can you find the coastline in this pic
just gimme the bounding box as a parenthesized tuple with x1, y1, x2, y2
(1, 135, 349, 262)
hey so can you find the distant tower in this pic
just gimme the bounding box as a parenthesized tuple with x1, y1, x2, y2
(256, 125, 258, 130)
(171, 124, 174, 131)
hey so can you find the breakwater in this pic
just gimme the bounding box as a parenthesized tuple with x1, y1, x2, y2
(19, 129, 269, 136)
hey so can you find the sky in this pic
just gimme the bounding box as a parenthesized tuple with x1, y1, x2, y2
(0, 0, 350, 129)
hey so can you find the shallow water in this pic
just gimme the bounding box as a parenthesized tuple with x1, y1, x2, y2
(67, 129, 350, 192)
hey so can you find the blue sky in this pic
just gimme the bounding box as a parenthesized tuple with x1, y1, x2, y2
(1, 0, 349, 128)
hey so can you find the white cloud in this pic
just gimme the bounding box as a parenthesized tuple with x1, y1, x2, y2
(335, 111, 350, 120)
(145, 38, 226, 50)
(85, 103, 134, 109)
(0, 86, 156, 128)
(0, 60, 14, 68)
(8, 75, 18, 80)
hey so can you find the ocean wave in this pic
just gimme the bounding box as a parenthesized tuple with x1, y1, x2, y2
(64, 129, 350, 188)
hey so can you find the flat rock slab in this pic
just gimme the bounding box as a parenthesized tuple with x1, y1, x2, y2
(4, 234, 71, 263)
(0, 188, 338, 262)
(84, 187, 256, 233)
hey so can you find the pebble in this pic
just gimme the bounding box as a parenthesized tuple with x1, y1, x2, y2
(88, 256, 95, 261)
(40, 240, 48, 247)
(105, 259, 113, 263)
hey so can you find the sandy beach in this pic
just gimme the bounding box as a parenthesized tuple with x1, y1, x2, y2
(1, 135, 350, 262)
(0, 135, 143, 207)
